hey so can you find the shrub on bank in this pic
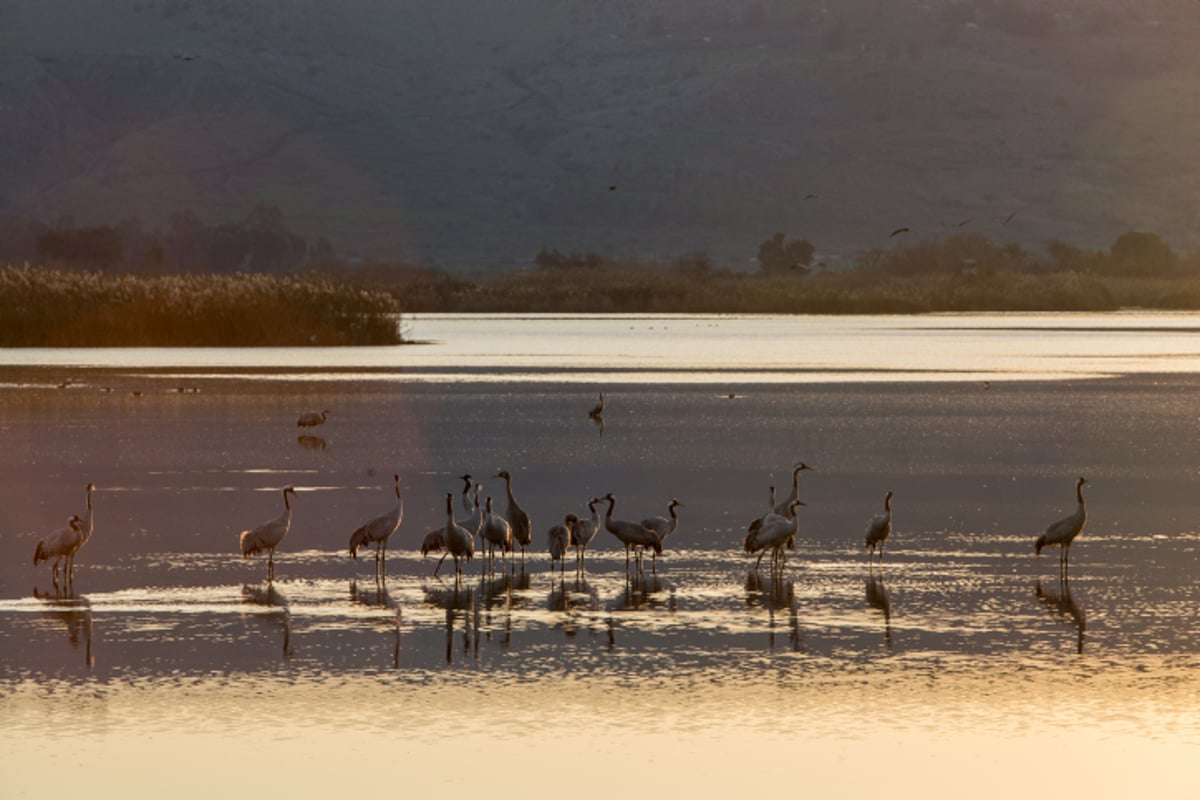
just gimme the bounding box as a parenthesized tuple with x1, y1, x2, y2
(0, 266, 404, 346)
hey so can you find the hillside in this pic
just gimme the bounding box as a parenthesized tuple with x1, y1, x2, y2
(2, 0, 1199, 268)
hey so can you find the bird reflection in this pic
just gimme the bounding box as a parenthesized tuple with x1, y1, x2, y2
(241, 582, 293, 659)
(32, 585, 95, 669)
(422, 581, 476, 664)
(548, 574, 601, 639)
(744, 570, 801, 651)
(612, 572, 670, 613)
(589, 413, 605, 439)
(865, 566, 892, 646)
(1036, 576, 1086, 654)
(350, 578, 403, 667)
(296, 434, 327, 451)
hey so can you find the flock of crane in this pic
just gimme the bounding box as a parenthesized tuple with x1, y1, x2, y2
(29, 459, 1090, 588)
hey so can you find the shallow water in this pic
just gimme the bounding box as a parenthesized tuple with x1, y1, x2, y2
(3, 313, 1200, 796)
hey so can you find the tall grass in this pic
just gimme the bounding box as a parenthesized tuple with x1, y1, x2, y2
(0, 266, 404, 346)
(380, 265, 1137, 314)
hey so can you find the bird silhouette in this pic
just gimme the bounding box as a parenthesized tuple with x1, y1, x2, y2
(33, 483, 96, 586)
(297, 409, 329, 428)
(1035, 477, 1087, 575)
(442, 492, 475, 579)
(865, 490, 894, 560)
(569, 497, 602, 571)
(601, 493, 662, 572)
(548, 514, 575, 575)
(480, 496, 513, 569)
(641, 498, 682, 571)
(239, 486, 296, 580)
(744, 500, 804, 572)
(889, 227, 911, 237)
(348, 474, 404, 573)
(588, 392, 605, 419)
(495, 470, 532, 563)
(1002, 211, 1017, 225)
(33, 515, 84, 586)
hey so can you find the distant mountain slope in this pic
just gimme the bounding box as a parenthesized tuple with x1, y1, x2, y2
(2, 0, 1199, 268)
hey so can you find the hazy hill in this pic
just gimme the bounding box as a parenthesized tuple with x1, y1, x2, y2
(2, 0, 1199, 268)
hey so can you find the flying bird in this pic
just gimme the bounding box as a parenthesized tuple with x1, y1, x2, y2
(239, 486, 297, 580)
(889, 227, 911, 238)
(953, 218, 972, 228)
(1002, 211, 1017, 225)
(865, 490, 894, 560)
(1035, 477, 1087, 574)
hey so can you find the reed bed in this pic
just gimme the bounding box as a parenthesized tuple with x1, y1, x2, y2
(0, 266, 404, 346)
(383, 266, 1135, 314)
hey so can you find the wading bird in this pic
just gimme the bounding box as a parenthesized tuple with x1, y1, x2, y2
(548, 515, 576, 574)
(442, 492, 475, 578)
(744, 500, 804, 572)
(348, 474, 404, 572)
(642, 498, 682, 570)
(480, 496, 513, 568)
(588, 392, 605, 419)
(865, 490, 894, 560)
(746, 486, 777, 538)
(1036, 477, 1087, 575)
(777, 463, 813, 550)
(458, 474, 474, 515)
(239, 486, 296, 580)
(33, 483, 96, 586)
(601, 493, 662, 572)
(495, 470, 532, 563)
(570, 497, 602, 570)
(33, 514, 84, 586)
(297, 409, 329, 428)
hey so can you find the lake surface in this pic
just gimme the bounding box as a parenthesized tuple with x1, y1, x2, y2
(3, 313, 1200, 797)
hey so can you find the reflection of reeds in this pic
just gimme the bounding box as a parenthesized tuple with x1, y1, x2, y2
(0, 266, 403, 346)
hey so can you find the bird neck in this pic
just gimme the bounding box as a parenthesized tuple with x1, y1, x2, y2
(1076, 482, 1086, 505)
(283, 490, 292, 511)
(884, 494, 892, 512)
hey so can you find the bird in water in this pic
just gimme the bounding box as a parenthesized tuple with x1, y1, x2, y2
(458, 474, 475, 515)
(1036, 477, 1087, 575)
(240, 486, 296, 581)
(865, 490, 894, 560)
(776, 463, 813, 550)
(33, 514, 85, 586)
(495, 470, 532, 563)
(641, 498, 683, 571)
(348, 474, 404, 573)
(548, 514, 576, 575)
(746, 485, 777, 538)
(601, 493, 662, 573)
(442, 491, 475, 579)
(33, 483, 96, 586)
(588, 392, 605, 419)
(744, 499, 804, 572)
(569, 497, 602, 571)
(479, 496, 513, 568)
(297, 409, 330, 428)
